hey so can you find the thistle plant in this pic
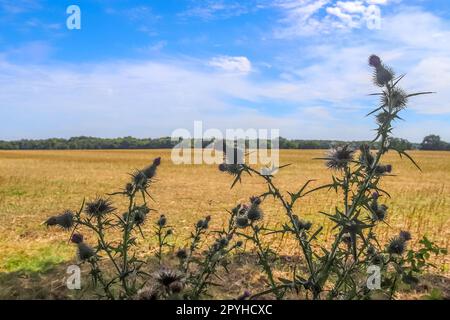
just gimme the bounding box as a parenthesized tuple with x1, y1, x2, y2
(44, 56, 446, 300)
(154, 214, 173, 264)
(217, 55, 445, 300)
(46, 157, 161, 299)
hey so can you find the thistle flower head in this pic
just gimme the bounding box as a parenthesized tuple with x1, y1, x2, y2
(157, 214, 167, 227)
(372, 58, 394, 87)
(371, 202, 388, 222)
(45, 210, 74, 230)
(383, 87, 408, 110)
(376, 111, 393, 126)
(247, 199, 263, 222)
(369, 55, 382, 68)
(124, 205, 150, 225)
(387, 236, 406, 255)
(71, 233, 84, 244)
(85, 197, 115, 217)
(176, 248, 188, 260)
(142, 157, 161, 180)
(292, 215, 312, 231)
(375, 164, 393, 175)
(154, 268, 183, 288)
(325, 145, 355, 170)
(218, 163, 244, 176)
(235, 215, 249, 229)
(196, 216, 210, 230)
(77, 242, 96, 261)
(399, 230, 412, 241)
(371, 254, 384, 265)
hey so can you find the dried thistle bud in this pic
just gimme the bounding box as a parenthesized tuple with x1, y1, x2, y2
(77, 242, 95, 261)
(196, 217, 209, 230)
(371, 254, 384, 265)
(153, 157, 161, 166)
(384, 87, 408, 110)
(375, 164, 393, 175)
(292, 215, 312, 231)
(387, 237, 406, 255)
(71, 233, 84, 244)
(247, 204, 263, 222)
(373, 59, 394, 87)
(325, 145, 354, 170)
(176, 248, 188, 260)
(154, 268, 183, 288)
(369, 55, 381, 68)
(85, 197, 115, 217)
(45, 210, 74, 230)
(235, 216, 249, 229)
(218, 163, 243, 176)
(399, 230, 412, 242)
(157, 214, 167, 227)
(371, 202, 388, 222)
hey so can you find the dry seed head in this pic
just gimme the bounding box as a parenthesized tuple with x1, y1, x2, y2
(369, 55, 382, 68)
(154, 268, 183, 288)
(71, 233, 84, 244)
(235, 215, 249, 229)
(85, 197, 115, 217)
(45, 210, 74, 230)
(176, 248, 188, 260)
(77, 242, 95, 261)
(387, 237, 406, 255)
(399, 230, 412, 242)
(325, 145, 355, 170)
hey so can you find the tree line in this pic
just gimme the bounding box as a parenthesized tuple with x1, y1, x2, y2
(0, 135, 448, 151)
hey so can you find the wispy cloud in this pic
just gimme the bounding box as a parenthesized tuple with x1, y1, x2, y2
(0, 0, 41, 15)
(180, 0, 265, 20)
(208, 56, 252, 74)
(273, 0, 393, 37)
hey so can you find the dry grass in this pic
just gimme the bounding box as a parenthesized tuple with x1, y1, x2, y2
(0, 149, 449, 298)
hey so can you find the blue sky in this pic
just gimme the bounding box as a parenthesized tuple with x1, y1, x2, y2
(1, 0, 450, 142)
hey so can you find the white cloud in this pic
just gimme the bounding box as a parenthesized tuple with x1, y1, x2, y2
(273, 0, 392, 37)
(208, 56, 252, 74)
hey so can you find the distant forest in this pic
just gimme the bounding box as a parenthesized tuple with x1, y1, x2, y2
(0, 135, 449, 151)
